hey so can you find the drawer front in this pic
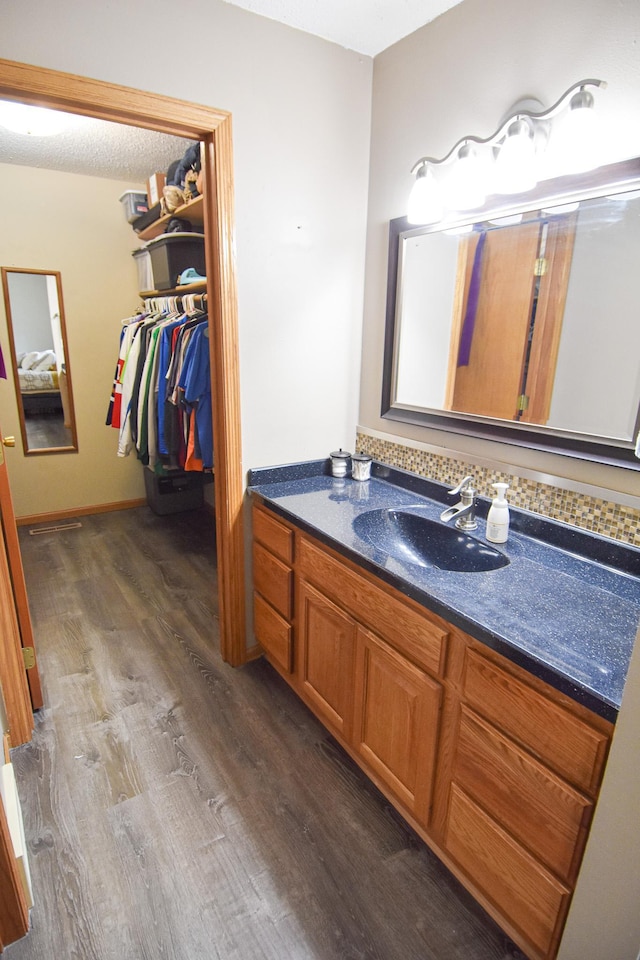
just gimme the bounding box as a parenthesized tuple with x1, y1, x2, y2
(253, 504, 294, 563)
(253, 541, 293, 620)
(454, 707, 592, 883)
(463, 649, 610, 795)
(253, 593, 292, 674)
(446, 784, 570, 959)
(298, 535, 446, 677)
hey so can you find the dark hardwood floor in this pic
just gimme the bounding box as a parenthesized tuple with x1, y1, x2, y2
(24, 412, 73, 449)
(8, 506, 523, 960)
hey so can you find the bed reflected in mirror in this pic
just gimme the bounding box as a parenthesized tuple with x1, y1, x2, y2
(1, 267, 78, 455)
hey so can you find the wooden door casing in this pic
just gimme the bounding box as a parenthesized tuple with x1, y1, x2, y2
(0, 449, 42, 711)
(0, 57, 245, 671)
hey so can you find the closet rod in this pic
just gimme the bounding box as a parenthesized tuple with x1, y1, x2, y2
(142, 292, 207, 315)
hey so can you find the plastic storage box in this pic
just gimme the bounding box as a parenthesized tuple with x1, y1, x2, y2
(119, 190, 149, 224)
(143, 468, 204, 515)
(146, 232, 206, 291)
(132, 248, 153, 292)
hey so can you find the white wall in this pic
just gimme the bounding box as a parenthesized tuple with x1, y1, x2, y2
(395, 230, 458, 408)
(5, 273, 53, 355)
(0, 0, 372, 483)
(361, 0, 640, 499)
(548, 197, 640, 438)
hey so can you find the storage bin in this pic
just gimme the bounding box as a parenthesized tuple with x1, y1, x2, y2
(119, 190, 149, 224)
(144, 468, 204, 515)
(132, 202, 162, 234)
(132, 248, 153, 292)
(146, 232, 206, 291)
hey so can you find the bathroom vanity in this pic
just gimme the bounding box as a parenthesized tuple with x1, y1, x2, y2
(248, 460, 640, 960)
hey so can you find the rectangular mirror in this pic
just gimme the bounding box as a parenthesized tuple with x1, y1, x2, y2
(1, 267, 78, 455)
(382, 157, 640, 469)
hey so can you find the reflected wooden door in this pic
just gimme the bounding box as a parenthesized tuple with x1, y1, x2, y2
(448, 221, 542, 421)
(447, 215, 576, 424)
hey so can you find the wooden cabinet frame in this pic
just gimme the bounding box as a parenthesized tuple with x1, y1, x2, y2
(251, 502, 614, 960)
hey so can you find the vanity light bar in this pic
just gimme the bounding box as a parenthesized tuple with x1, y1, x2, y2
(408, 79, 607, 225)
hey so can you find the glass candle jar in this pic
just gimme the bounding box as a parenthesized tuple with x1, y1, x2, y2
(330, 449, 351, 478)
(351, 453, 372, 481)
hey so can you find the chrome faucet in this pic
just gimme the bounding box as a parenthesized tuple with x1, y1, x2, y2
(440, 475, 478, 531)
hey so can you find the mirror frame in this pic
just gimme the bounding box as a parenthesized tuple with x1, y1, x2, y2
(1, 266, 78, 455)
(381, 156, 640, 470)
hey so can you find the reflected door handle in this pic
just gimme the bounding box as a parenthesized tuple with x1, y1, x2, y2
(2, 436, 15, 447)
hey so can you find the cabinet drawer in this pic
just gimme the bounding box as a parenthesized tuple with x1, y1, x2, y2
(253, 541, 293, 620)
(254, 593, 292, 674)
(463, 649, 610, 795)
(454, 707, 592, 883)
(446, 784, 570, 959)
(298, 535, 447, 677)
(253, 504, 294, 563)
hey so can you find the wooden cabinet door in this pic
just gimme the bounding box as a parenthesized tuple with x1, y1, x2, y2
(297, 580, 356, 739)
(353, 626, 442, 826)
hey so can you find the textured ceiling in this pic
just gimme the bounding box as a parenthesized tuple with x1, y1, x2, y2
(221, 0, 465, 56)
(0, 109, 191, 186)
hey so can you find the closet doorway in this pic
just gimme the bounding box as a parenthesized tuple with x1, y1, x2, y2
(0, 59, 246, 736)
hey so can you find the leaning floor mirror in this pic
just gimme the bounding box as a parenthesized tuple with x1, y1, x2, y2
(1, 266, 78, 455)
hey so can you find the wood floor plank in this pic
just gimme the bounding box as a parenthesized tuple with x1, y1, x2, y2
(6, 506, 523, 960)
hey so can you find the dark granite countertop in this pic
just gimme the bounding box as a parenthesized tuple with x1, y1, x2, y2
(248, 460, 640, 723)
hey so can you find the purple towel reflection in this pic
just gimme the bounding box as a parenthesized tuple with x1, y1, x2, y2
(457, 230, 487, 367)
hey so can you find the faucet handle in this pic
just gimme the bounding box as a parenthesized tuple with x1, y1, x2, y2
(448, 475, 475, 497)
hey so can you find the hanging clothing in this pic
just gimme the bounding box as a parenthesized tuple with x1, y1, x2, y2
(106, 297, 212, 474)
(179, 323, 213, 470)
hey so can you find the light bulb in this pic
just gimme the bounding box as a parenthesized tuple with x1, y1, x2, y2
(407, 165, 442, 225)
(445, 143, 489, 210)
(494, 118, 538, 194)
(488, 214, 524, 225)
(541, 201, 580, 215)
(0, 100, 74, 136)
(546, 88, 601, 175)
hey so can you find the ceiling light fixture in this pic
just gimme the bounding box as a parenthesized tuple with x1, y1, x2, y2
(0, 100, 75, 136)
(407, 78, 606, 225)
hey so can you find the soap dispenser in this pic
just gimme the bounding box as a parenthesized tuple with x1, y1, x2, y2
(486, 482, 510, 543)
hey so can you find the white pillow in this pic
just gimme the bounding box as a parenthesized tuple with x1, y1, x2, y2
(20, 351, 41, 370)
(33, 350, 56, 371)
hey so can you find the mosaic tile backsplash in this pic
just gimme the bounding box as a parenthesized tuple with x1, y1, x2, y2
(356, 433, 640, 548)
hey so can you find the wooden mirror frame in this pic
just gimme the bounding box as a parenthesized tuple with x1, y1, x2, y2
(0, 58, 246, 668)
(1, 266, 79, 456)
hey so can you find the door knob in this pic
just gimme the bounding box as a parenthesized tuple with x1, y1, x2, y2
(2, 436, 15, 447)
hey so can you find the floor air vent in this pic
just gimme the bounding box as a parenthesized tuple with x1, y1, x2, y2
(29, 522, 83, 536)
